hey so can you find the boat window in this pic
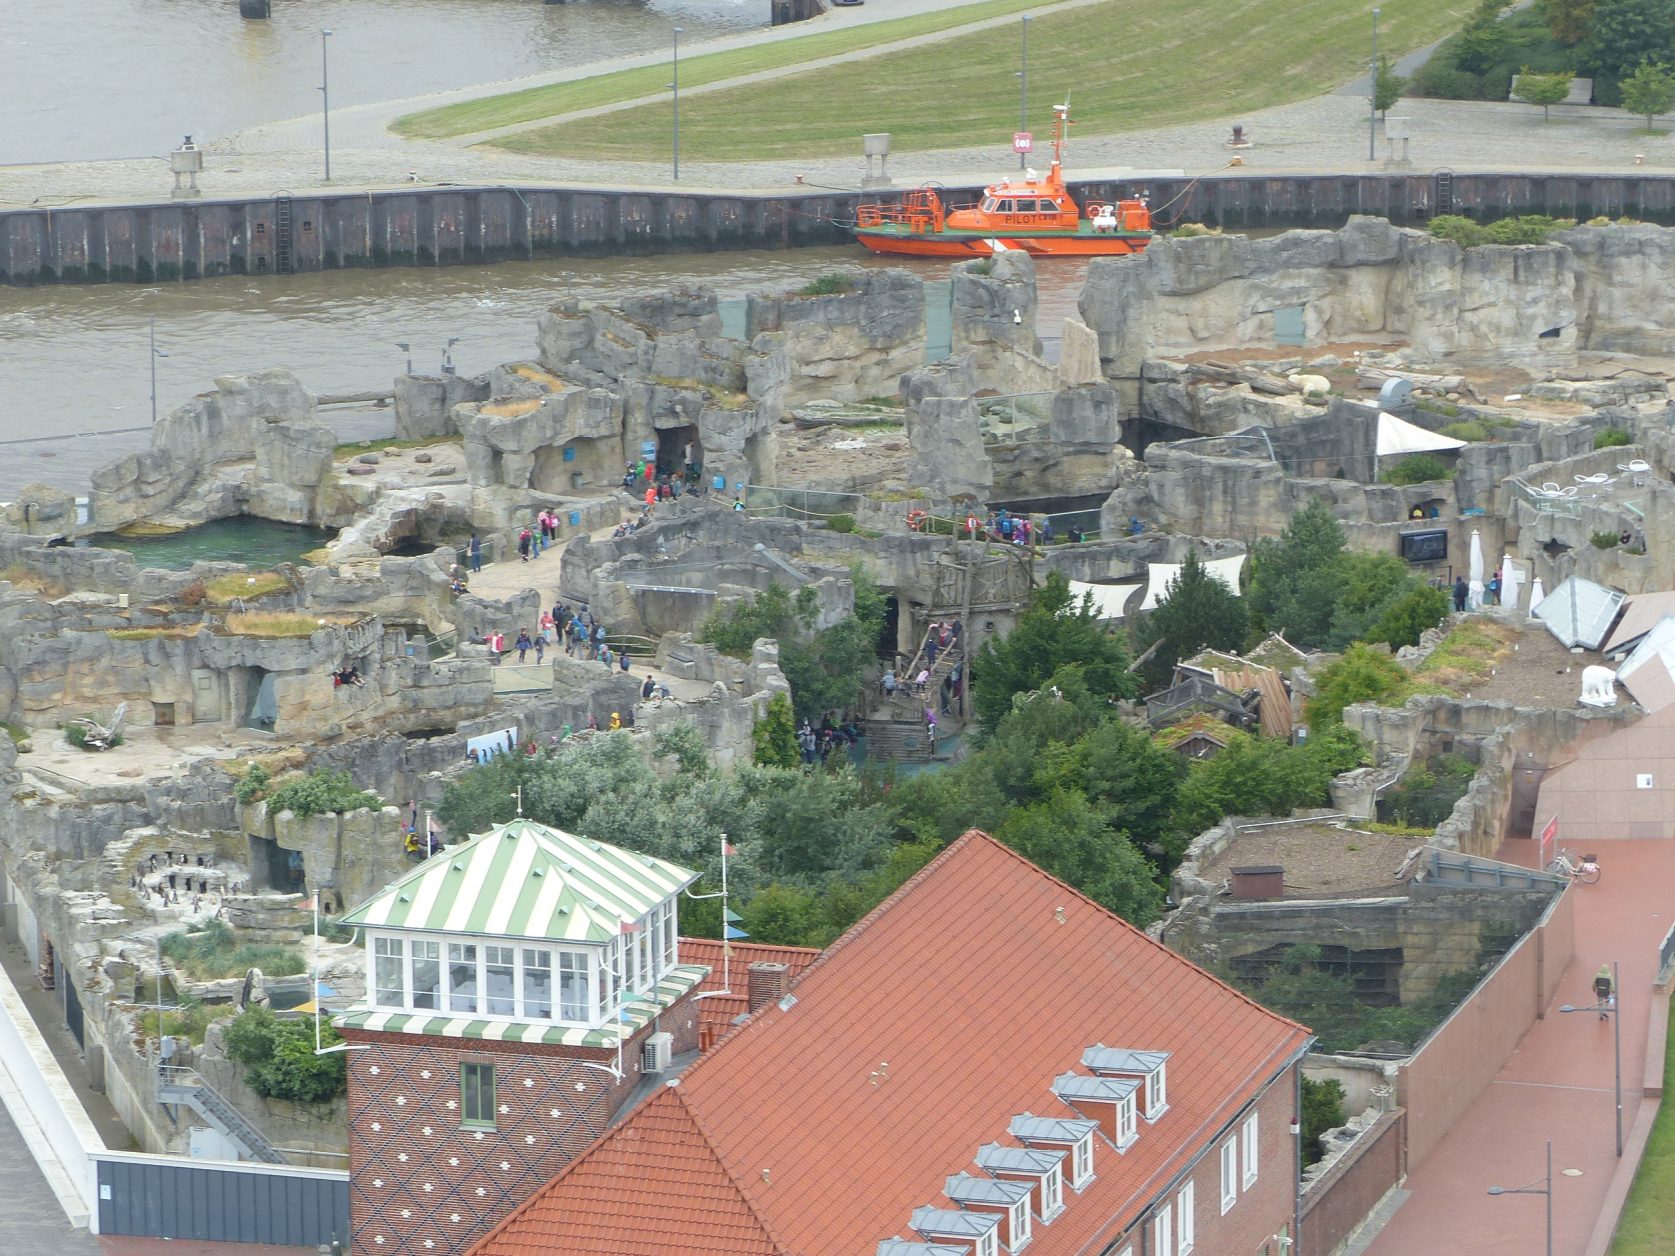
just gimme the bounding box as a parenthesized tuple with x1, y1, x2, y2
(998, 199, 1016, 213)
(1016, 199, 1039, 212)
(982, 198, 998, 212)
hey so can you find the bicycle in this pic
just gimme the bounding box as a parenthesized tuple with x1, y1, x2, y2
(1548, 847, 1601, 884)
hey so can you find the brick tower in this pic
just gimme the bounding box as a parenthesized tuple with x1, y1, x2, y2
(336, 819, 705, 1255)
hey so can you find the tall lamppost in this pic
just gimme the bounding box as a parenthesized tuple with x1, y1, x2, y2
(1017, 15, 1031, 171)
(320, 28, 335, 182)
(1561, 960, 1623, 1157)
(1368, 8, 1381, 161)
(1487, 1140, 1552, 1256)
(671, 27, 684, 182)
(149, 318, 170, 425)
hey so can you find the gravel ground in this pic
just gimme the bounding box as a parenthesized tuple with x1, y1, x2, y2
(1199, 822, 1421, 900)
(1443, 618, 1608, 708)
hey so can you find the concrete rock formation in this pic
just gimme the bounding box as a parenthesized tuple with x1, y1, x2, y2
(907, 396, 994, 502)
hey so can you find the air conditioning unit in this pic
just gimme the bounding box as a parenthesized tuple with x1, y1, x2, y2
(643, 1031, 674, 1074)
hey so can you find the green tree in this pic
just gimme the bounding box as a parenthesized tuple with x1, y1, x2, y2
(1326, 553, 1439, 649)
(1454, 1, 1512, 75)
(739, 882, 825, 946)
(972, 572, 1137, 729)
(1544, 0, 1597, 45)
(1247, 500, 1349, 650)
(1301, 1076, 1349, 1167)
(752, 692, 799, 768)
(1306, 643, 1412, 727)
(995, 790, 1164, 926)
(221, 1006, 347, 1104)
(1034, 716, 1184, 858)
(1369, 583, 1451, 649)
(1588, 0, 1675, 78)
(1620, 59, 1675, 127)
(1135, 549, 1250, 691)
(1374, 56, 1408, 115)
(1171, 726, 1364, 837)
(1513, 68, 1575, 119)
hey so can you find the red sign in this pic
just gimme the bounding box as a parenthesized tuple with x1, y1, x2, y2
(1013, 131, 1033, 153)
(1539, 814, 1558, 868)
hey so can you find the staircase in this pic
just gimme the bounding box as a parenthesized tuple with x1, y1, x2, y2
(885, 629, 966, 724)
(858, 718, 938, 764)
(157, 1065, 288, 1164)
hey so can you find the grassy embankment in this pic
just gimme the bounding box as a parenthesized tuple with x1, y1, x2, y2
(441, 0, 1467, 163)
(1610, 995, 1675, 1254)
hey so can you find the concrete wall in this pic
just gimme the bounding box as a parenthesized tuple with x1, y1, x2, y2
(1299, 1110, 1406, 1256)
(1533, 704, 1675, 842)
(1397, 884, 1574, 1168)
(17, 172, 1675, 286)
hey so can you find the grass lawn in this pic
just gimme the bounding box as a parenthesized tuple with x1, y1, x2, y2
(1609, 994, 1675, 1254)
(488, 0, 1467, 162)
(393, 0, 1042, 139)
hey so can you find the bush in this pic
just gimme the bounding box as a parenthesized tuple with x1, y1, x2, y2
(798, 273, 856, 296)
(825, 513, 856, 534)
(1307, 644, 1413, 727)
(264, 770, 382, 818)
(1383, 454, 1452, 485)
(234, 762, 271, 805)
(1170, 222, 1222, 237)
(138, 997, 233, 1047)
(1592, 530, 1623, 549)
(1594, 426, 1632, 449)
(1378, 754, 1478, 828)
(1441, 419, 1491, 442)
(221, 1005, 347, 1105)
(161, 921, 307, 980)
(1301, 1077, 1348, 1167)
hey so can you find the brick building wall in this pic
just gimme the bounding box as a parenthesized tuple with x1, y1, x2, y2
(345, 996, 701, 1256)
(1298, 1110, 1407, 1256)
(1107, 1064, 1303, 1256)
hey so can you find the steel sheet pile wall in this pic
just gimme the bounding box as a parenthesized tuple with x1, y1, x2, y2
(9, 173, 1675, 286)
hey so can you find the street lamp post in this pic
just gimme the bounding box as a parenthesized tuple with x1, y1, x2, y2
(1368, 8, 1381, 162)
(320, 28, 335, 182)
(1560, 960, 1624, 1157)
(1487, 1140, 1552, 1256)
(1018, 15, 1030, 171)
(148, 318, 170, 425)
(671, 27, 684, 182)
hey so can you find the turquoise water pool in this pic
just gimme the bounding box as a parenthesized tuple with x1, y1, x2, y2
(85, 517, 336, 571)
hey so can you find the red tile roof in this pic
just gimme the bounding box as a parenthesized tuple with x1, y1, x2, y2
(678, 937, 822, 1046)
(471, 831, 1310, 1256)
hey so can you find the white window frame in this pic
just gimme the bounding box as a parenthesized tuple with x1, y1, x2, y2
(1071, 1133, 1095, 1190)
(1152, 1203, 1173, 1256)
(373, 935, 405, 1006)
(1040, 1162, 1064, 1220)
(1220, 1139, 1238, 1214)
(1145, 1063, 1169, 1122)
(368, 930, 604, 1026)
(975, 1226, 998, 1256)
(1177, 1180, 1195, 1256)
(1115, 1092, 1138, 1151)
(1242, 1113, 1260, 1190)
(1010, 1197, 1032, 1250)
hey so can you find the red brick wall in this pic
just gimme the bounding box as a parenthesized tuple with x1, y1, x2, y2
(1298, 1109, 1406, 1256)
(346, 993, 702, 1256)
(1103, 1065, 1302, 1256)
(1399, 887, 1573, 1168)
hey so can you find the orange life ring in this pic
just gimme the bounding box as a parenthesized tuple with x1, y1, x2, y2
(906, 509, 927, 532)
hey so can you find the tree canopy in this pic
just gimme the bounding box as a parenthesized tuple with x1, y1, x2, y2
(1135, 549, 1249, 691)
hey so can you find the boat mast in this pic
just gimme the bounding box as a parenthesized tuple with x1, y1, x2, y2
(1050, 102, 1069, 187)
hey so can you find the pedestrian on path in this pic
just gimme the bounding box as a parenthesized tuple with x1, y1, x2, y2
(1453, 576, 1468, 612)
(1594, 964, 1616, 1018)
(470, 534, 482, 573)
(515, 629, 532, 663)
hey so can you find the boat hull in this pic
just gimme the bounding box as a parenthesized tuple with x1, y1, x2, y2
(854, 230, 1151, 258)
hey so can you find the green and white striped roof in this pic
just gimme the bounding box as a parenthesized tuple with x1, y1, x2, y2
(340, 818, 699, 943)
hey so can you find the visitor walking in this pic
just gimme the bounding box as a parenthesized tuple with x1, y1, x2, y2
(469, 534, 482, 573)
(533, 634, 545, 665)
(1594, 964, 1616, 1020)
(515, 629, 532, 663)
(518, 527, 532, 562)
(642, 674, 656, 700)
(1453, 576, 1469, 612)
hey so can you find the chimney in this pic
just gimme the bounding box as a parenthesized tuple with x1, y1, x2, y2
(748, 962, 790, 1013)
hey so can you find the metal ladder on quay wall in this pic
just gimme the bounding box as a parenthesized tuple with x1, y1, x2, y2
(274, 197, 295, 275)
(158, 1064, 288, 1164)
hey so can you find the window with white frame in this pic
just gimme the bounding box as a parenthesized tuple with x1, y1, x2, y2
(1177, 1181, 1195, 1255)
(1145, 1063, 1168, 1121)
(448, 943, 479, 1012)
(1220, 1139, 1238, 1213)
(1242, 1113, 1259, 1190)
(411, 939, 440, 1010)
(1010, 1196, 1031, 1250)
(1116, 1092, 1138, 1150)
(1041, 1161, 1064, 1219)
(484, 945, 515, 1015)
(1071, 1133, 1095, 1189)
(1152, 1203, 1173, 1256)
(975, 1226, 998, 1256)
(638, 921, 653, 986)
(525, 949, 554, 1019)
(624, 928, 639, 990)
(374, 936, 404, 1006)
(661, 900, 677, 969)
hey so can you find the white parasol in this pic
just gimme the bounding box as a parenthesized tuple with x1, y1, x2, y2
(1500, 554, 1523, 609)
(1468, 530, 1485, 610)
(1529, 576, 1546, 610)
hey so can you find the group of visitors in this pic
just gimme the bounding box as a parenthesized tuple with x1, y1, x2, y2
(797, 715, 861, 764)
(331, 665, 366, 688)
(959, 509, 1051, 547)
(517, 511, 562, 562)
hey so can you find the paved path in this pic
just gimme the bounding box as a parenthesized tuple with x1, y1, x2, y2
(1363, 836, 1674, 1256)
(0, 1100, 100, 1256)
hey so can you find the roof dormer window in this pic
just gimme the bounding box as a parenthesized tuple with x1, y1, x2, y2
(1009, 1115, 1096, 1191)
(945, 1175, 1032, 1251)
(911, 1206, 1000, 1256)
(1116, 1091, 1137, 1151)
(975, 1143, 1066, 1223)
(1082, 1046, 1170, 1123)
(1052, 1073, 1141, 1153)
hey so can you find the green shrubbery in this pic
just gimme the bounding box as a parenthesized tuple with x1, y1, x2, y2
(1441, 419, 1491, 442)
(1377, 753, 1478, 827)
(161, 921, 307, 981)
(798, 273, 857, 296)
(264, 770, 382, 818)
(1594, 426, 1633, 449)
(1301, 1077, 1348, 1166)
(1429, 214, 1575, 248)
(1410, 5, 1574, 102)
(1383, 454, 1453, 485)
(222, 1006, 347, 1105)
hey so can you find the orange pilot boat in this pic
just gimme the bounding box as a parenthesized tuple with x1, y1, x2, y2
(853, 103, 1153, 259)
